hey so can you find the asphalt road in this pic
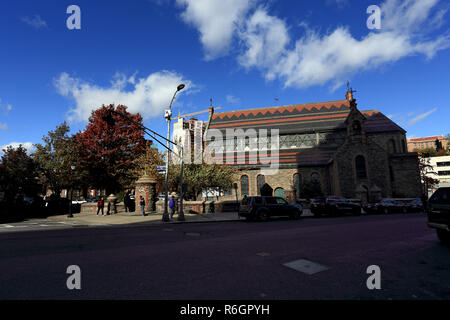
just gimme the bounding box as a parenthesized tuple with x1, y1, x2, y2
(0, 212, 449, 300)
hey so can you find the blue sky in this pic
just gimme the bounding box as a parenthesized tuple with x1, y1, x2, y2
(1, 0, 450, 153)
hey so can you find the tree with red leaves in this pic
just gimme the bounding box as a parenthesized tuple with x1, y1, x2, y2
(77, 104, 147, 194)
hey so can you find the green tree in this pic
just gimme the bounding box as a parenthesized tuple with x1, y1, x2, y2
(417, 147, 437, 158)
(168, 163, 237, 201)
(33, 122, 83, 198)
(418, 156, 440, 195)
(131, 141, 166, 193)
(0, 145, 40, 202)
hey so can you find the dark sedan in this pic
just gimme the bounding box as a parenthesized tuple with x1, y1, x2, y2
(310, 196, 361, 216)
(405, 198, 424, 212)
(364, 198, 407, 214)
(238, 196, 303, 221)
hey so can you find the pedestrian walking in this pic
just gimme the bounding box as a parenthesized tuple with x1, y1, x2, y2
(169, 195, 176, 219)
(97, 197, 104, 216)
(140, 196, 146, 216)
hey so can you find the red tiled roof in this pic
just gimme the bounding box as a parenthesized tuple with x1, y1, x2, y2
(408, 136, 443, 142)
(212, 100, 349, 121)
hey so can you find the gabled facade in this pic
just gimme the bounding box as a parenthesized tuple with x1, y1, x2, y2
(208, 90, 422, 203)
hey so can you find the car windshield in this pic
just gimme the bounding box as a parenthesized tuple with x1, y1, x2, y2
(276, 197, 287, 205)
(430, 188, 450, 203)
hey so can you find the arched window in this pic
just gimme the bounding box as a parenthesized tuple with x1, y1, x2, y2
(352, 120, 362, 134)
(274, 188, 285, 199)
(240, 175, 249, 197)
(293, 173, 302, 198)
(388, 139, 396, 154)
(257, 174, 265, 196)
(355, 155, 367, 179)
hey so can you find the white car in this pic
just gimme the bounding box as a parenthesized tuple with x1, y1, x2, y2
(72, 199, 87, 204)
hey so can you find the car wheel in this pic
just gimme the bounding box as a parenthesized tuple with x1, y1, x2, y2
(258, 209, 270, 222)
(383, 207, 389, 214)
(353, 208, 361, 216)
(437, 229, 450, 245)
(402, 206, 408, 214)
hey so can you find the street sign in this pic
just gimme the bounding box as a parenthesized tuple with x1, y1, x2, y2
(157, 166, 167, 171)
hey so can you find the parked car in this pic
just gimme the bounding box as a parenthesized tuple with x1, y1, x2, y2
(238, 196, 303, 221)
(310, 196, 361, 216)
(427, 187, 450, 244)
(405, 198, 424, 213)
(364, 198, 407, 214)
(72, 199, 87, 204)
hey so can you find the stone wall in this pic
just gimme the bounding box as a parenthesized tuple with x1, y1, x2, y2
(333, 138, 391, 200)
(367, 132, 408, 154)
(389, 153, 422, 198)
(155, 200, 239, 214)
(81, 202, 126, 214)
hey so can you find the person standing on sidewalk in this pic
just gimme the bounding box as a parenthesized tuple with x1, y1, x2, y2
(96, 197, 104, 216)
(169, 195, 176, 219)
(140, 196, 146, 216)
(124, 191, 130, 213)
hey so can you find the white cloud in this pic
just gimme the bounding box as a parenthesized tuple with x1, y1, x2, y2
(176, 0, 256, 60)
(0, 99, 12, 116)
(226, 94, 241, 105)
(179, 0, 450, 89)
(240, 0, 450, 89)
(54, 71, 195, 122)
(21, 15, 48, 29)
(0, 142, 36, 155)
(407, 108, 438, 126)
(237, 8, 290, 81)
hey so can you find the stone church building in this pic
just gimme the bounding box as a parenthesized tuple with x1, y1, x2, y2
(208, 89, 422, 203)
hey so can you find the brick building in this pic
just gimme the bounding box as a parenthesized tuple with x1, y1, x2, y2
(208, 89, 422, 203)
(407, 135, 449, 152)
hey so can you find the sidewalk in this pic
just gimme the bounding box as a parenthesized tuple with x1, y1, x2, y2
(46, 209, 314, 226)
(46, 210, 242, 226)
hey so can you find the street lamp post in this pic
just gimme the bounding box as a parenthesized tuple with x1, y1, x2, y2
(163, 84, 185, 222)
(67, 165, 76, 218)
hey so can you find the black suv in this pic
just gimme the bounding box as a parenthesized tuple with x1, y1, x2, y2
(427, 187, 450, 244)
(238, 196, 303, 221)
(310, 196, 361, 216)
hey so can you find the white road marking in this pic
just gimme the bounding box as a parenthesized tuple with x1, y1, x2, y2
(283, 259, 329, 275)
